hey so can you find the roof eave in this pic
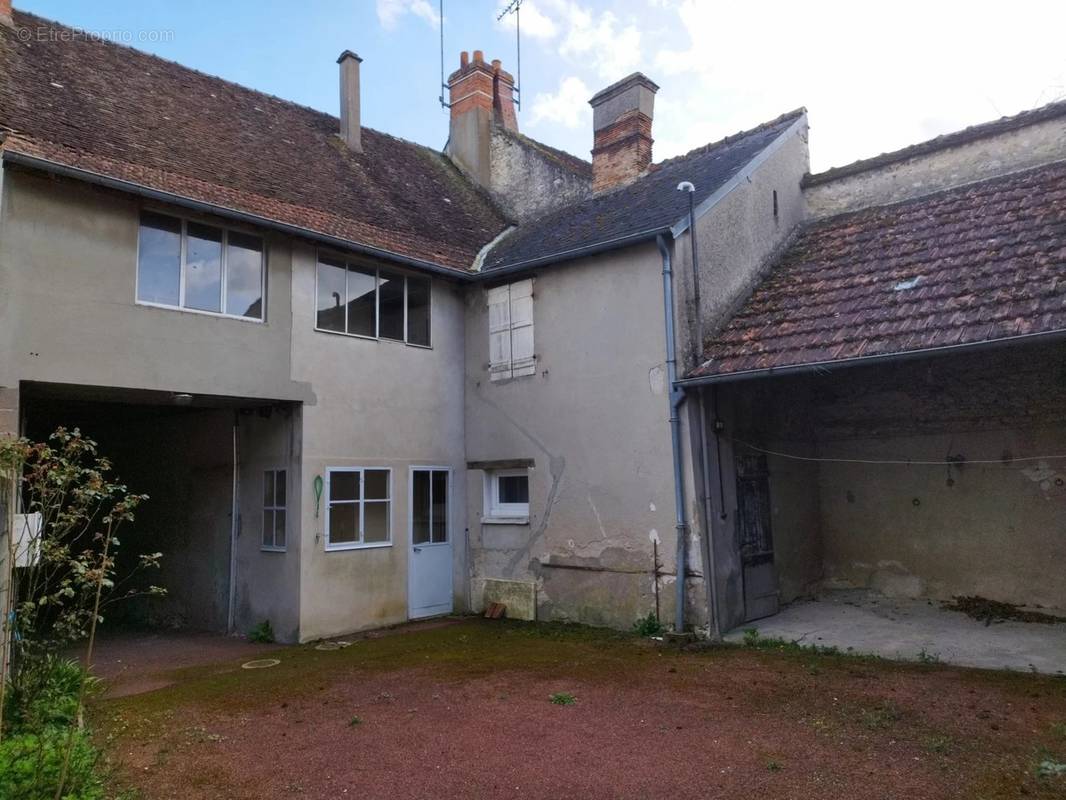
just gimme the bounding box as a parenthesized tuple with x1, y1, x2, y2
(679, 327, 1066, 388)
(1, 149, 480, 282)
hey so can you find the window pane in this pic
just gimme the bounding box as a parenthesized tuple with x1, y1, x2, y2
(137, 212, 181, 305)
(275, 470, 286, 508)
(364, 469, 389, 500)
(262, 509, 274, 547)
(412, 470, 430, 545)
(274, 509, 286, 549)
(316, 258, 347, 332)
(498, 474, 529, 504)
(407, 277, 430, 346)
(329, 503, 358, 544)
(185, 222, 223, 312)
(379, 270, 405, 341)
(364, 502, 390, 543)
(347, 266, 376, 336)
(263, 471, 275, 506)
(330, 471, 358, 502)
(226, 232, 264, 318)
(431, 471, 448, 543)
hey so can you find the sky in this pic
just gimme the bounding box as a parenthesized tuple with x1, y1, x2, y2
(18, 0, 1066, 172)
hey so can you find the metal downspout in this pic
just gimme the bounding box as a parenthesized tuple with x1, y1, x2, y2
(657, 234, 689, 632)
(227, 413, 240, 634)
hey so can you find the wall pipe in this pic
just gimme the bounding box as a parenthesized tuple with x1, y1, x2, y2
(657, 234, 689, 633)
(677, 182, 702, 362)
(227, 413, 240, 634)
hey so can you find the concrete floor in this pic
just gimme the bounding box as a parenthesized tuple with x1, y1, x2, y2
(725, 590, 1066, 674)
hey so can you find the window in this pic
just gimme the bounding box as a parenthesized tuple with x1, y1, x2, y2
(315, 255, 431, 346)
(412, 468, 450, 545)
(487, 279, 534, 381)
(137, 211, 264, 319)
(484, 469, 530, 521)
(262, 470, 287, 551)
(324, 467, 392, 550)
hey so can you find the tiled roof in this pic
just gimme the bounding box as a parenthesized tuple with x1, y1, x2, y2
(0, 11, 508, 271)
(481, 110, 805, 272)
(692, 161, 1066, 379)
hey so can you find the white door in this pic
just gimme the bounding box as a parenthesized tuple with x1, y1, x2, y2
(408, 468, 453, 619)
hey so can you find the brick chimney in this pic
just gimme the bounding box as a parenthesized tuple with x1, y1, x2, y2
(0, 0, 13, 28)
(445, 50, 517, 186)
(589, 73, 659, 192)
(337, 50, 363, 153)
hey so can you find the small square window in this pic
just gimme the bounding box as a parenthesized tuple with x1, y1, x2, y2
(484, 469, 530, 521)
(324, 467, 393, 550)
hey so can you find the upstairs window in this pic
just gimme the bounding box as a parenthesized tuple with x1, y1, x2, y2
(487, 279, 534, 381)
(315, 256, 431, 347)
(137, 211, 264, 320)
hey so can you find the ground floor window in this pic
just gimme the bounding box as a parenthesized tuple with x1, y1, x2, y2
(484, 468, 529, 521)
(325, 467, 392, 550)
(262, 469, 286, 551)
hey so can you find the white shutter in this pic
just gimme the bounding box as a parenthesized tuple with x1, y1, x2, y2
(509, 279, 535, 377)
(487, 285, 512, 381)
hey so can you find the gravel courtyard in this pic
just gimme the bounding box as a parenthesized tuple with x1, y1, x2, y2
(94, 619, 1066, 799)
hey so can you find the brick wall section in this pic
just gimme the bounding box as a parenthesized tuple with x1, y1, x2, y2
(591, 111, 653, 192)
(491, 60, 518, 132)
(447, 51, 495, 118)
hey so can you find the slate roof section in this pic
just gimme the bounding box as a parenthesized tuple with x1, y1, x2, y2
(481, 110, 805, 272)
(0, 11, 508, 271)
(691, 161, 1066, 379)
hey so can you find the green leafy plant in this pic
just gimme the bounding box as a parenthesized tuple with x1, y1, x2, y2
(549, 692, 576, 706)
(0, 428, 163, 798)
(916, 648, 941, 664)
(348, 715, 363, 727)
(766, 759, 783, 772)
(248, 620, 276, 644)
(633, 612, 664, 637)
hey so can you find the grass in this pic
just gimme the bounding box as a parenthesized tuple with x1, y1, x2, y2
(549, 692, 577, 706)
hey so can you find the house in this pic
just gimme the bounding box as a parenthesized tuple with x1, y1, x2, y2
(1, 4, 1063, 647)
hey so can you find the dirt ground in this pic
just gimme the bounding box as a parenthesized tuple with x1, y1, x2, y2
(93, 620, 1066, 800)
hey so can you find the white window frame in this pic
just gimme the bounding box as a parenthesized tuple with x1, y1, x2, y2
(488, 279, 535, 381)
(135, 210, 266, 323)
(261, 468, 287, 553)
(408, 466, 452, 546)
(324, 466, 393, 551)
(314, 253, 432, 348)
(483, 468, 530, 523)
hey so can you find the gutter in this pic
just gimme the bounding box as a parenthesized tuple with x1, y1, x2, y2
(678, 326, 1066, 388)
(1, 150, 474, 282)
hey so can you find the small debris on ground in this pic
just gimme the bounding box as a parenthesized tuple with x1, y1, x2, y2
(942, 595, 1066, 626)
(484, 602, 507, 619)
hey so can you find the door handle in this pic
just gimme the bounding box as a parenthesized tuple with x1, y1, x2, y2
(413, 547, 422, 553)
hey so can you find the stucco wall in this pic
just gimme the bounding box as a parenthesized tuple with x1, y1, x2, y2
(233, 407, 302, 642)
(488, 128, 591, 222)
(289, 243, 468, 642)
(464, 243, 693, 630)
(673, 117, 810, 371)
(814, 342, 1066, 610)
(0, 168, 310, 404)
(805, 114, 1066, 217)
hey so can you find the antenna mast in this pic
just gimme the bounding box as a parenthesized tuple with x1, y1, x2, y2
(496, 0, 522, 110)
(438, 0, 449, 107)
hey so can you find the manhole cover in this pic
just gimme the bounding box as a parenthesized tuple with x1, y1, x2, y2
(241, 658, 280, 670)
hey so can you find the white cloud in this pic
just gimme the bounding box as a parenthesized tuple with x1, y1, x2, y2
(529, 75, 593, 129)
(543, 0, 642, 80)
(376, 0, 439, 30)
(496, 0, 558, 40)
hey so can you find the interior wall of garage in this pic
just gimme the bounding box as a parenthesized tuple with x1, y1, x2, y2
(813, 340, 1066, 610)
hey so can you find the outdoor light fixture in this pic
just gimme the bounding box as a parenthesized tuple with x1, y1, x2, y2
(172, 393, 194, 405)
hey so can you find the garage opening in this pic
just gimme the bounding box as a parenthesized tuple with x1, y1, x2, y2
(18, 381, 300, 638)
(702, 339, 1066, 671)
